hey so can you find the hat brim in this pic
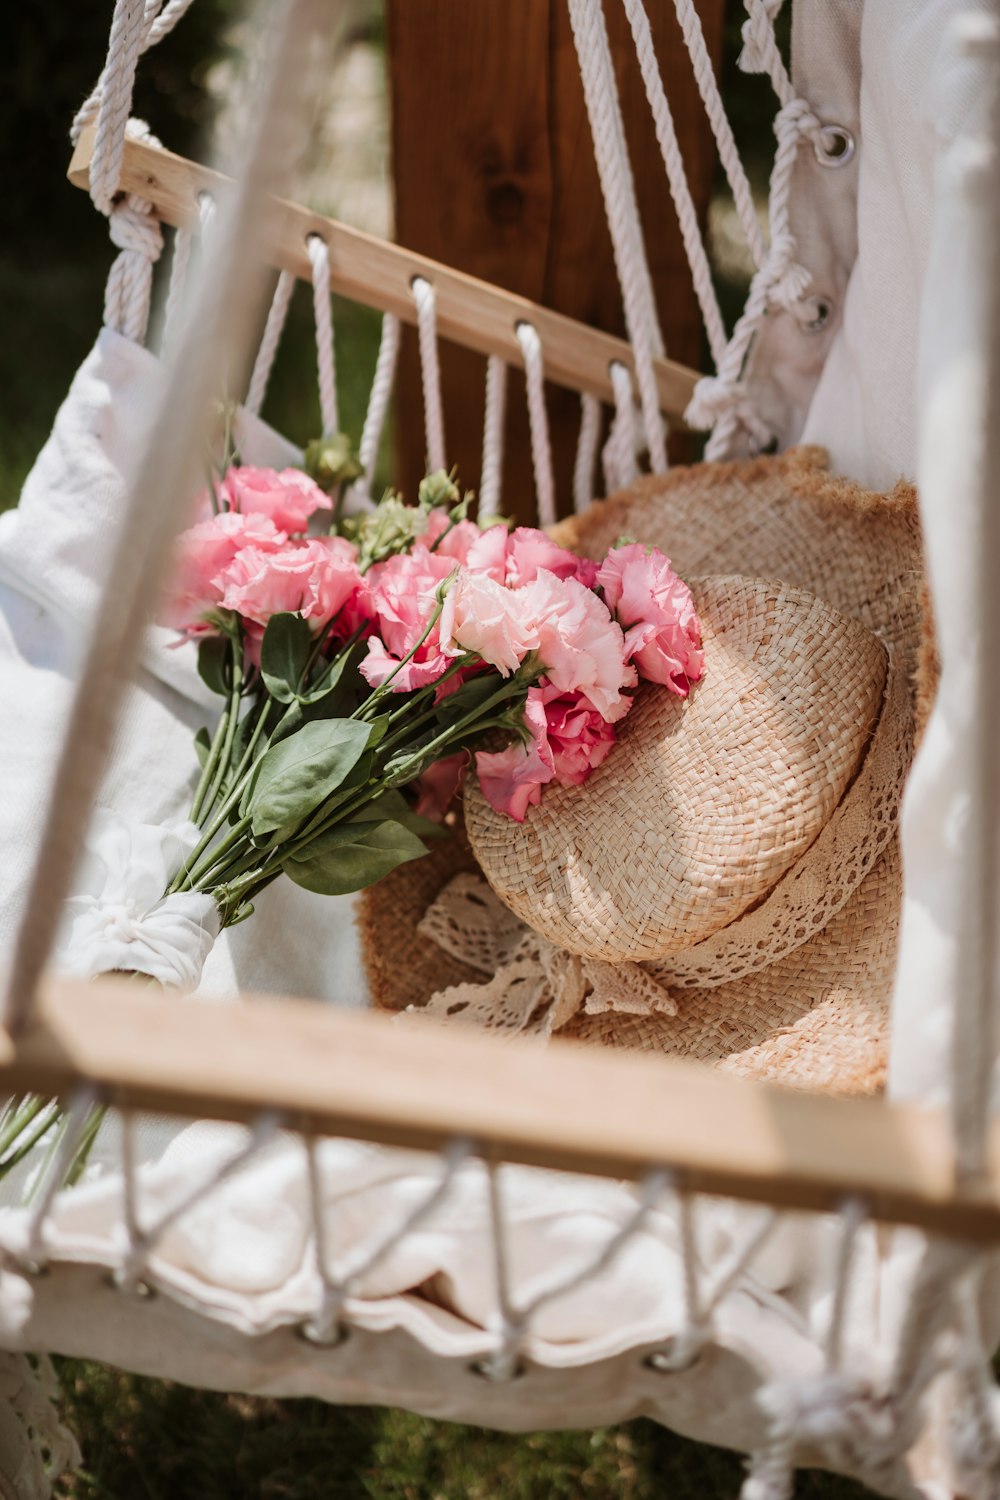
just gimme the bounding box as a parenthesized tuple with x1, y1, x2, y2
(358, 448, 932, 1098)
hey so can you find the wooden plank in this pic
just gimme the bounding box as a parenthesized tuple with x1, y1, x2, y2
(3, 975, 1000, 1243)
(387, 1, 725, 511)
(68, 128, 698, 421)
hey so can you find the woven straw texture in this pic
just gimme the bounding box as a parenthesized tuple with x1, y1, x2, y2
(359, 448, 929, 1098)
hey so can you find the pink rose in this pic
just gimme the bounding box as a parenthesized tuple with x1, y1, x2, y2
(218, 537, 361, 628)
(533, 681, 620, 786)
(517, 570, 635, 722)
(475, 693, 554, 823)
(358, 545, 457, 692)
(414, 751, 468, 822)
(219, 466, 333, 533)
(423, 509, 482, 564)
(159, 511, 285, 633)
(464, 525, 581, 587)
(596, 543, 704, 695)
(439, 570, 539, 676)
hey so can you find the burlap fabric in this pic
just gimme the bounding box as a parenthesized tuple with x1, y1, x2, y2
(359, 447, 930, 1097)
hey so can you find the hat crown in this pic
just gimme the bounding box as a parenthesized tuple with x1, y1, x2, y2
(465, 576, 889, 964)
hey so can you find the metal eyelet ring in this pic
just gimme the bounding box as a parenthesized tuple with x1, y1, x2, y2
(643, 1340, 703, 1374)
(295, 1319, 350, 1349)
(801, 295, 833, 334)
(468, 1355, 528, 1382)
(813, 124, 856, 168)
(104, 1269, 157, 1300)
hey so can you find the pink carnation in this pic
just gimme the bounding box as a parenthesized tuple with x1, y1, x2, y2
(217, 536, 362, 629)
(475, 678, 622, 821)
(464, 525, 581, 588)
(533, 681, 619, 786)
(423, 509, 482, 564)
(219, 466, 333, 533)
(517, 570, 635, 722)
(159, 511, 285, 634)
(358, 545, 457, 693)
(596, 543, 704, 695)
(414, 752, 468, 822)
(475, 692, 554, 823)
(439, 570, 539, 675)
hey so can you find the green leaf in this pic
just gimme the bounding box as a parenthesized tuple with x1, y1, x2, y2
(260, 613, 312, 703)
(193, 726, 212, 768)
(283, 818, 428, 896)
(197, 636, 231, 697)
(244, 719, 375, 836)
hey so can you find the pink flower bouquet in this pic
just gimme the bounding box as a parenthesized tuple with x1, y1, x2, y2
(155, 464, 705, 929)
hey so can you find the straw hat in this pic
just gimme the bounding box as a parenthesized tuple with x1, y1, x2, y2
(359, 447, 932, 1097)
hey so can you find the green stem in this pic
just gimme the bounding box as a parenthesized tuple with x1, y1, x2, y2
(0, 1105, 61, 1176)
(0, 1096, 48, 1162)
(203, 638, 245, 817)
(354, 592, 451, 717)
(190, 709, 230, 826)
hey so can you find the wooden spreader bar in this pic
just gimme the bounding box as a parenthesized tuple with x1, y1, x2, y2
(68, 128, 700, 421)
(2, 975, 999, 1244)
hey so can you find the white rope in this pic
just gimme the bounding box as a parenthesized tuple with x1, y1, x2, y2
(567, 0, 668, 474)
(738, 0, 793, 103)
(622, 0, 728, 367)
(573, 392, 602, 513)
(21, 1087, 100, 1272)
(687, 92, 820, 460)
(479, 355, 508, 518)
(244, 269, 296, 418)
(516, 323, 557, 528)
(605, 360, 640, 492)
(307, 235, 339, 436)
(72, 0, 199, 149)
(114, 1113, 281, 1297)
(162, 227, 194, 354)
(824, 1196, 866, 1372)
(349, 311, 401, 509)
(302, 1137, 471, 1347)
(99, 118, 164, 345)
(672, 0, 766, 269)
(161, 192, 217, 356)
(85, 0, 148, 215)
(411, 276, 447, 475)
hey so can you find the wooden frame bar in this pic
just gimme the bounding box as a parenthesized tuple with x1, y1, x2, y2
(68, 128, 699, 421)
(2, 975, 999, 1244)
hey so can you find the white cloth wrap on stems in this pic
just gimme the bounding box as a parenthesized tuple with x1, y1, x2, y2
(56, 813, 220, 989)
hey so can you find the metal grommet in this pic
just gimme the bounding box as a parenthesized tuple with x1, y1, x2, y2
(19, 1258, 50, 1280)
(801, 295, 833, 333)
(468, 1354, 528, 1382)
(104, 1268, 157, 1300)
(813, 124, 855, 168)
(295, 1319, 350, 1349)
(643, 1339, 703, 1374)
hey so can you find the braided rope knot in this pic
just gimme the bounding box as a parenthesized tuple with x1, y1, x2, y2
(684, 374, 771, 448)
(738, 0, 784, 75)
(108, 196, 163, 262)
(742, 1375, 920, 1500)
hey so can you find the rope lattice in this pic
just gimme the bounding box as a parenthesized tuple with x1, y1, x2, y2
(307, 235, 339, 437)
(622, 0, 728, 367)
(244, 269, 296, 418)
(411, 276, 447, 475)
(573, 392, 601, 514)
(350, 311, 400, 510)
(480, 355, 508, 518)
(566, 0, 667, 475)
(516, 323, 556, 528)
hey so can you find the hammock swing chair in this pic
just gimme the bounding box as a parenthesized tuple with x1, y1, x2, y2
(0, 0, 997, 1495)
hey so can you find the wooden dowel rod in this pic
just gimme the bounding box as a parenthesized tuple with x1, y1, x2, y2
(68, 128, 699, 421)
(2, 974, 999, 1243)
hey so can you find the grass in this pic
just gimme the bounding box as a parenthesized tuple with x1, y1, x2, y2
(55, 1360, 872, 1500)
(1, 253, 875, 1498)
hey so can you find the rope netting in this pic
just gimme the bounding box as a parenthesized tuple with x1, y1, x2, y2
(3, 0, 1000, 1495)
